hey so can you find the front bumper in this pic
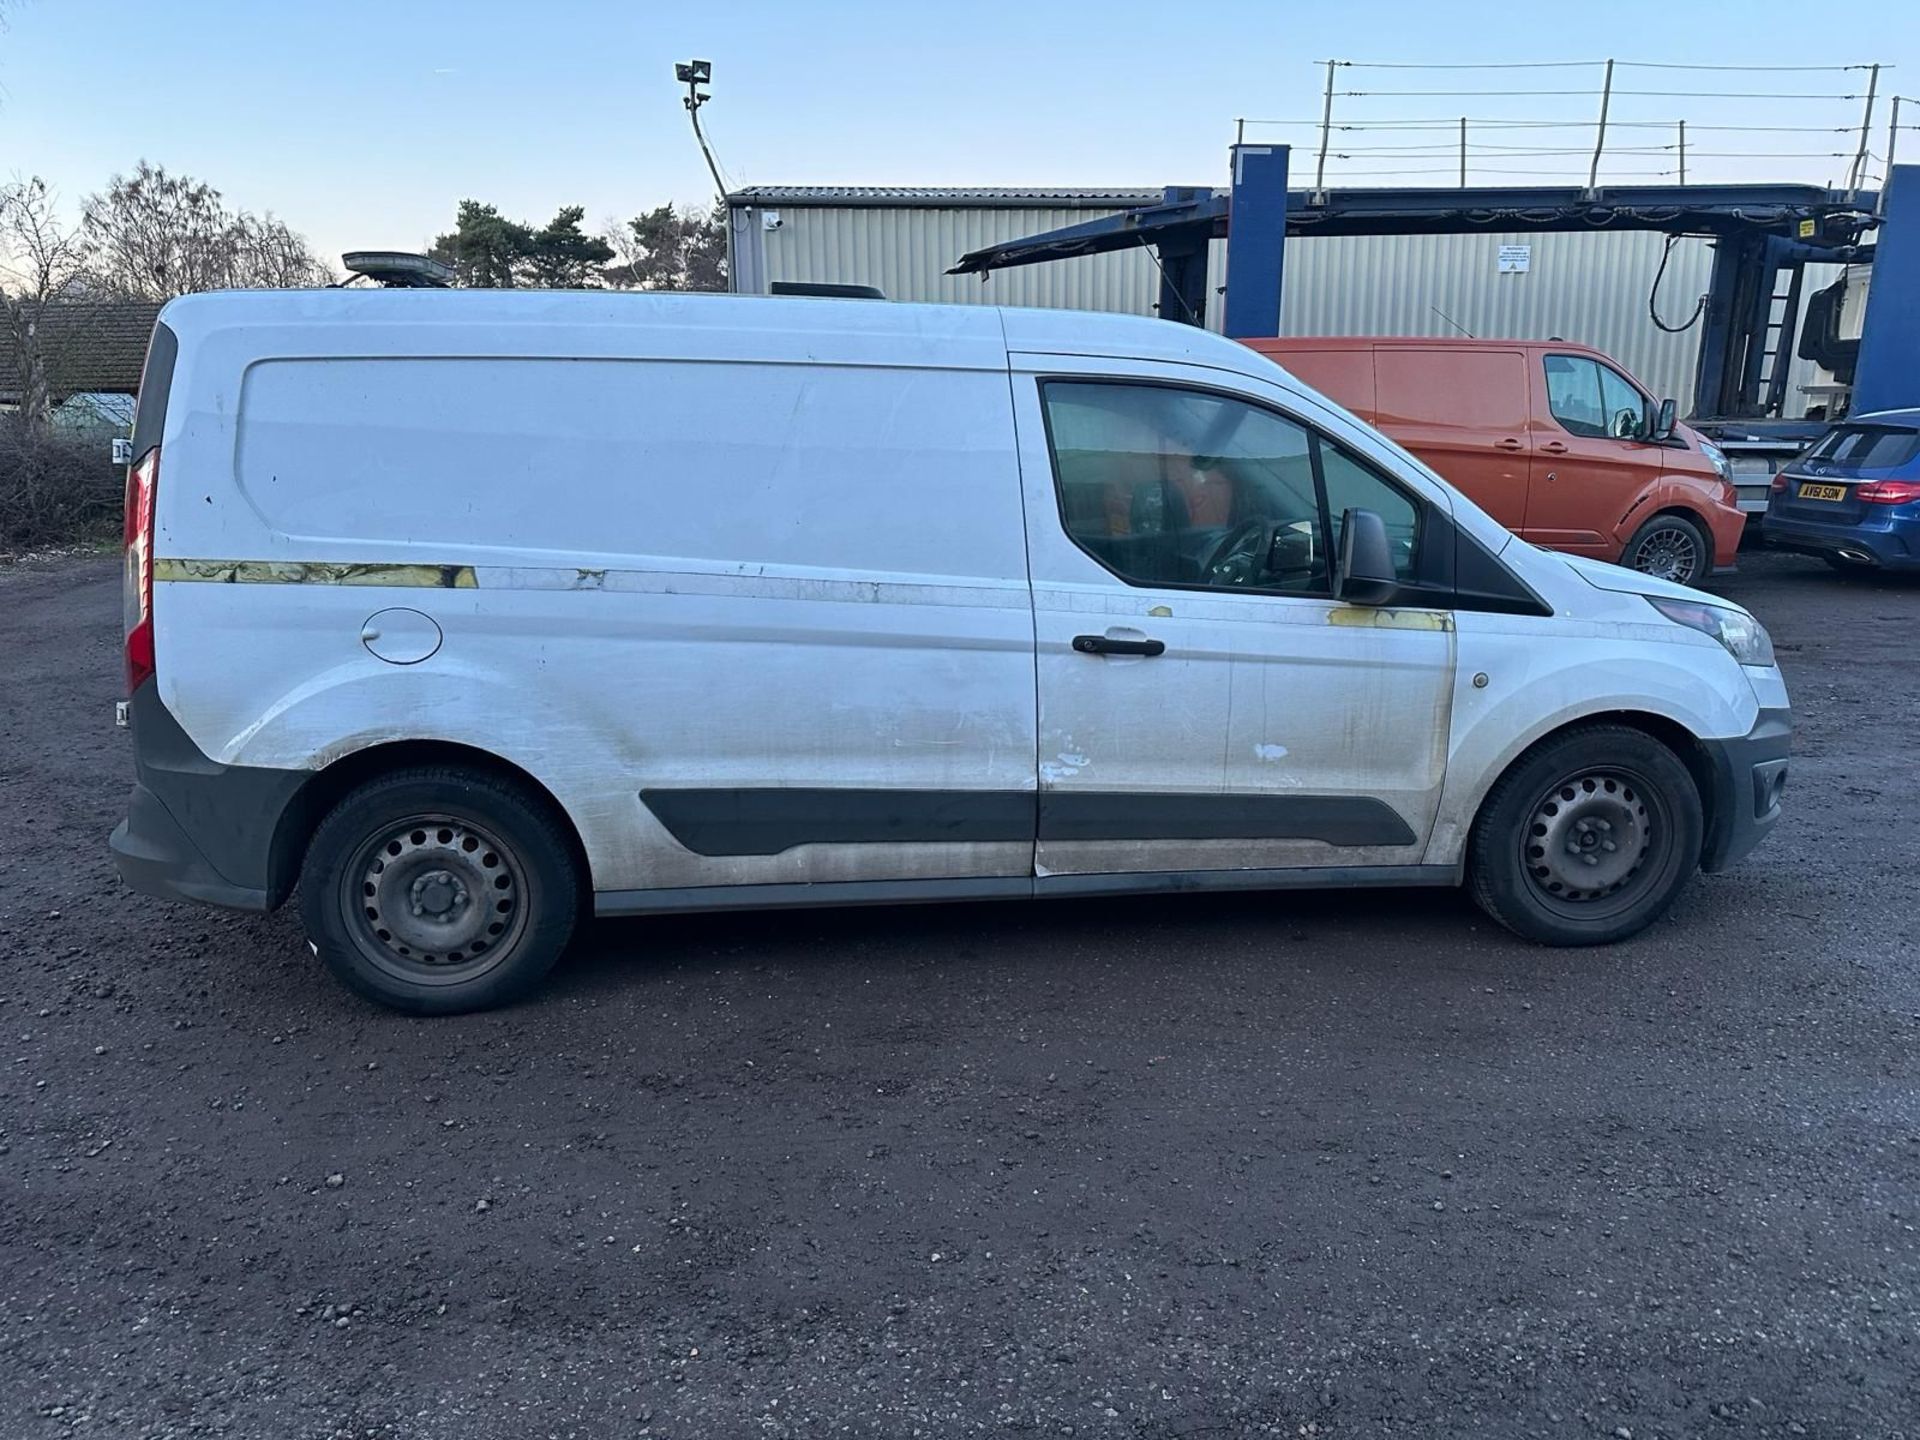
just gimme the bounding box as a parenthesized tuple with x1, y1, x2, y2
(1705, 501, 1751, 571)
(1698, 706, 1791, 873)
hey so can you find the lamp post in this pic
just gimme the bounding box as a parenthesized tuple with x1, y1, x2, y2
(675, 59, 727, 203)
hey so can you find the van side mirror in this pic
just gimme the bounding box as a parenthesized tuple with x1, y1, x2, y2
(1336, 508, 1400, 607)
(1651, 397, 1677, 441)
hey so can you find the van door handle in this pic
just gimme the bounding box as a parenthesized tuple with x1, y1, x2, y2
(1494, 437, 1525, 451)
(1073, 634, 1166, 657)
(1540, 440, 1570, 455)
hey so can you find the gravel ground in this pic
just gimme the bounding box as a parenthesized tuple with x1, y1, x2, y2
(1, 551, 1916, 1439)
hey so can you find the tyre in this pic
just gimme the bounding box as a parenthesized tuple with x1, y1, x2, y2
(1468, 724, 1703, 946)
(298, 766, 581, 1014)
(1622, 512, 1711, 586)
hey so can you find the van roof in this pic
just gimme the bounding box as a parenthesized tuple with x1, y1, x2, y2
(153, 287, 1277, 378)
(1245, 335, 1606, 356)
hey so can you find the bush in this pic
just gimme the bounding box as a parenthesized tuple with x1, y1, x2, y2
(0, 420, 124, 550)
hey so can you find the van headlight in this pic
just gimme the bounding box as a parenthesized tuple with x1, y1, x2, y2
(1647, 597, 1776, 666)
(1700, 440, 1733, 483)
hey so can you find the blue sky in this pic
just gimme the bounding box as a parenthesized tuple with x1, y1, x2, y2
(1, 0, 1912, 265)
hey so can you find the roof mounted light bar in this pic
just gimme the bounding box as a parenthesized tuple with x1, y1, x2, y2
(769, 281, 886, 300)
(342, 251, 456, 288)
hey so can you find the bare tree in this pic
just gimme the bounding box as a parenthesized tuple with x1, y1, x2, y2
(81, 161, 332, 301)
(1, 177, 89, 434)
(598, 213, 646, 288)
(599, 203, 728, 291)
(236, 212, 337, 290)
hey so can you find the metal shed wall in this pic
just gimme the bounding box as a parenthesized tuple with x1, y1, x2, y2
(730, 192, 1833, 417)
(732, 198, 1167, 314)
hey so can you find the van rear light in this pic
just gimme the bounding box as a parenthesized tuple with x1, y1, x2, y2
(123, 448, 158, 693)
(1855, 479, 1920, 505)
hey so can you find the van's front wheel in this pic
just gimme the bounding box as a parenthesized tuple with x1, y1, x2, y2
(1468, 725, 1703, 946)
(298, 767, 580, 1014)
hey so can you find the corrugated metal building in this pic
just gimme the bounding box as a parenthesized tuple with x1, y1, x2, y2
(727, 187, 1167, 313)
(727, 186, 1834, 415)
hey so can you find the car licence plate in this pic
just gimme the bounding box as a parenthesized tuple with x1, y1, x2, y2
(1798, 482, 1847, 501)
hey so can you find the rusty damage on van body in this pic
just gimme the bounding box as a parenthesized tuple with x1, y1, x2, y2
(152, 559, 479, 589)
(1327, 606, 1452, 631)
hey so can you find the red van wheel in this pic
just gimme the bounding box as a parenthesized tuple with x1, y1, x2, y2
(1623, 514, 1710, 586)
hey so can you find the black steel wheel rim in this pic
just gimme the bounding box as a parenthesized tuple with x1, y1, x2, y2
(1631, 524, 1700, 583)
(1519, 765, 1674, 921)
(339, 812, 529, 986)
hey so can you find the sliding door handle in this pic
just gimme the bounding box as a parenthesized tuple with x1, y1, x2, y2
(1072, 634, 1166, 657)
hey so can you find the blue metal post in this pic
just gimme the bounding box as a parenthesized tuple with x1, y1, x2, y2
(1223, 144, 1289, 339)
(1852, 164, 1919, 416)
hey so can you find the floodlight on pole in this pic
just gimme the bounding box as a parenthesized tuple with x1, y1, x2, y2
(676, 59, 727, 204)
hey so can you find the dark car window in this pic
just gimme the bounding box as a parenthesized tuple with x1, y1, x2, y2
(1317, 438, 1422, 580)
(1544, 354, 1649, 440)
(1040, 380, 1425, 596)
(1044, 381, 1327, 593)
(1805, 425, 1920, 470)
(1596, 364, 1649, 440)
(1543, 355, 1607, 438)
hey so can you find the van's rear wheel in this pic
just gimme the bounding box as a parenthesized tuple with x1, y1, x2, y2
(1468, 725, 1702, 946)
(299, 767, 579, 1014)
(1623, 513, 1710, 586)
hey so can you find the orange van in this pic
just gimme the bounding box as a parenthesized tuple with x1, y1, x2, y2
(1242, 337, 1744, 586)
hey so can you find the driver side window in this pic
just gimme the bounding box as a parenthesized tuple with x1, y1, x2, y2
(1545, 354, 1650, 441)
(1544, 355, 1608, 438)
(1596, 364, 1649, 440)
(1043, 380, 1330, 595)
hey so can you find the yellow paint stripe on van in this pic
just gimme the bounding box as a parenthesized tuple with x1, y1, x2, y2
(154, 559, 478, 589)
(1327, 606, 1452, 631)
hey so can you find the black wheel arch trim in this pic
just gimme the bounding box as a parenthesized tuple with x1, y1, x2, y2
(112, 682, 311, 911)
(1468, 706, 1788, 877)
(112, 688, 591, 914)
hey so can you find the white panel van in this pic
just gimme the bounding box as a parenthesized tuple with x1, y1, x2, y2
(110, 291, 1790, 1014)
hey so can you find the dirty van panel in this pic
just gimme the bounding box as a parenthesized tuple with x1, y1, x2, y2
(1373, 347, 1531, 532)
(174, 347, 1043, 893)
(1012, 368, 1455, 879)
